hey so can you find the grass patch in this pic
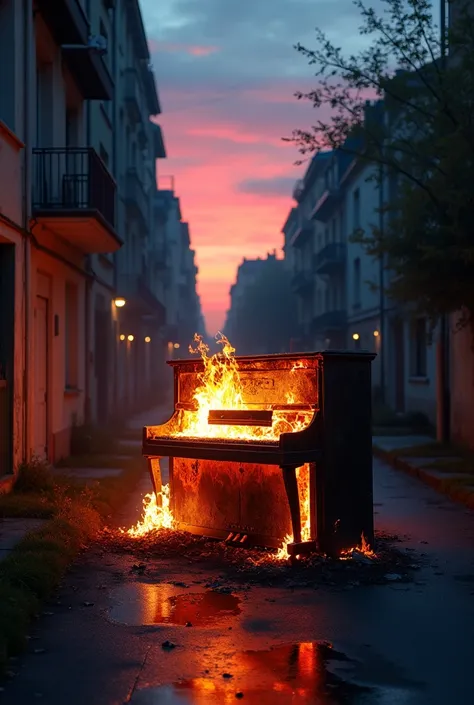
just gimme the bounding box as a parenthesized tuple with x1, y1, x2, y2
(0, 451, 145, 675)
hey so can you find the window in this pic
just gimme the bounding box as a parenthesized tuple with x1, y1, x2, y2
(353, 258, 361, 307)
(353, 188, 360, 230)
(65, 283, 79, 389)
(410, 318, 427, 377)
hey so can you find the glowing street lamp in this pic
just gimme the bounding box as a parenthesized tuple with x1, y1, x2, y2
(373, 330, 380, 337)
(114, 297, 126, 308)
(174, 343, 180, 349)
(119, 334, 125, 341)
(145, 336, 151, 343)
(127, 334, 134, 342)
(352, 333, 360, 341)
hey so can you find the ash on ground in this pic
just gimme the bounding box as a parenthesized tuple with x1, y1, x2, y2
(100, 528, 422, 589)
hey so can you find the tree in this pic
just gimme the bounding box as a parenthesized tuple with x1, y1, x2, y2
(287, 0, 474, 329)
(225, 260, 299, 355)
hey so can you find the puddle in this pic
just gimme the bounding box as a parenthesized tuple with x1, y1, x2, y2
(130, 642, 383, 704)
(109, 582, 241, 626)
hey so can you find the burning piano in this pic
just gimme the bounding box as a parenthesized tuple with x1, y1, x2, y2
(142, 335, 376, 559)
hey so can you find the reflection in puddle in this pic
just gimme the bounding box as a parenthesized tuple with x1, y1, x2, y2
(109, 582, 241, 626)
(131, 642, 376, 704)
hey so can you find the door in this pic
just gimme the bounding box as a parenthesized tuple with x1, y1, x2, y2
(34, 296, 48, 458)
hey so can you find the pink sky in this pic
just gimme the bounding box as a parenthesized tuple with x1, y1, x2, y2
(156, 84, 313, 335)
(140, 0, 361, 335)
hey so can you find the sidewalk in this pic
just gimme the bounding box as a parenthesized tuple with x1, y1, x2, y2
(373, 434, 474, 510)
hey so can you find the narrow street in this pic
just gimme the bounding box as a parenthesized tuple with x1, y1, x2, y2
(2, 458, 474, 705)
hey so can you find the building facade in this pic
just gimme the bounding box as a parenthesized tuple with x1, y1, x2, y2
(0, 0, 200, 476)
(283, 145, 437, 422)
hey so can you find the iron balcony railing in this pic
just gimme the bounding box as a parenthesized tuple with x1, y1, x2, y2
(32, 147, 116, 229)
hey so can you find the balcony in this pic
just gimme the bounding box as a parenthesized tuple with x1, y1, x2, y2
(310, 188, 342, 223)
(32, 147, 121, 254)
(291, 271, 314, 297)
(314, 243, 346, 275)
(152, 123, 166, 159)
(312, 310, 347, 334)
(289, 220, 314, 248)
(125, 168, 149, 231)
(37, 0, 113, 100)
(37, 0, 88, 45)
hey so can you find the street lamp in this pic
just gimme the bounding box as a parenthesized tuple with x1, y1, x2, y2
(174, 343, 180, 349)
(114, 297, 126, 308)
(352, 333, 360, 341)
(127, 334, 134, 342)
(119, 334, 125, 341)
(145, 336, 151, 343)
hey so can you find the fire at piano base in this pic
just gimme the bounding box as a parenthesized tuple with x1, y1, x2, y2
(140, 335, 377, 561)
(104, 525, 421, 589)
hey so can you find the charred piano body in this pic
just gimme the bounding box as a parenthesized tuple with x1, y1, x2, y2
(142, 350, 375, 557)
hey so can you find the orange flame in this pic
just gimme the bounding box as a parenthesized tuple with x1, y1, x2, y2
(340, 533, 377, 560)
(123, 484, 174, 537)
(166, 333, 313, 441)
(275, 463, 311, 560)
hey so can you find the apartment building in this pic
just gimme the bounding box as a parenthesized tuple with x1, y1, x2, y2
(282, 152, 347, 351)
(154, 188, 204, 359)
(0, 0, 190, 474)
(284, 145, 437, 421)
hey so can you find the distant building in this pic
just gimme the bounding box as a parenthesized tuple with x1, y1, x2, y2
(283, 135, 437, 422)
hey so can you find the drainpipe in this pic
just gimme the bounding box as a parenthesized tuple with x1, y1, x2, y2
(22, 0, 32, 462)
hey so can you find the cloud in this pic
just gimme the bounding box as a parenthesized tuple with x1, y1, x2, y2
(148, 39, 219, 56)
(140, 0, 389, 333)
(238, 176, 296, 198)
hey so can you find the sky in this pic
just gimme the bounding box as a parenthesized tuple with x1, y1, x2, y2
(139, 0, 385, 335)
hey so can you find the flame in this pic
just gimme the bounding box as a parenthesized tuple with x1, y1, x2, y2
(123, 484, 174, 537)
(339, 533, 377, 560)
(164, 333, 313, 442)
(275, 464, 311, 560)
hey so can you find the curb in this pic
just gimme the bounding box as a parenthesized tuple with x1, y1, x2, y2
(373, 445, 474, 511)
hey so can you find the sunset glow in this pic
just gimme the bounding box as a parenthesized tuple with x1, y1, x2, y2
(140, 0, 359, 333)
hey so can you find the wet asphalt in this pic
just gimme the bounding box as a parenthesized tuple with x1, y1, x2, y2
(1, 457, 474, 705)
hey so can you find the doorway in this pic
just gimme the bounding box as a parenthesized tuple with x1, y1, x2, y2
(34, 295, 49, 458)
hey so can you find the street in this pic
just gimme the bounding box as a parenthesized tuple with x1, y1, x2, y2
(1, 457, 474, 705)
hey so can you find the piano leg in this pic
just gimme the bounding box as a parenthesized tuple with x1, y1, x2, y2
(281, 465, 302, 544)
(147, 457, 162, 508)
